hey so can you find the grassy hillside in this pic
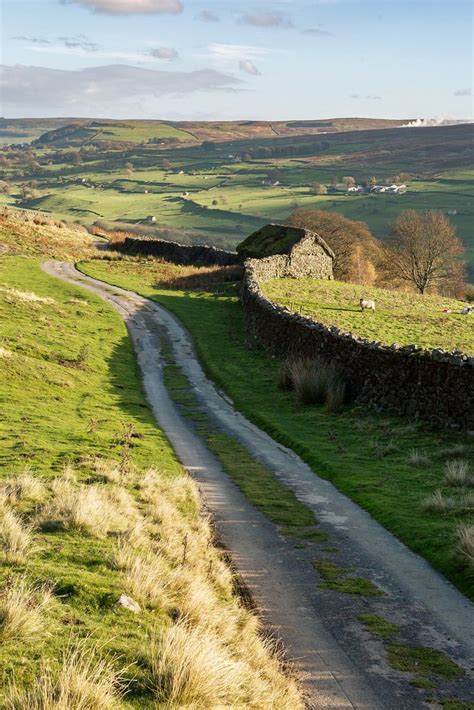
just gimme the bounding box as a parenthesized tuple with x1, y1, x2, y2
(80, 256, 474, 600)
(262, 278, 473, 354)
(3, 122, 473, 272)
(0, 247, 301, 706)
(0, 208, 96, 260)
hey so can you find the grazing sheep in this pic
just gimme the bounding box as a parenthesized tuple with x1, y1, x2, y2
(360, 298, 376, 312)
(461, 306, 473, 315)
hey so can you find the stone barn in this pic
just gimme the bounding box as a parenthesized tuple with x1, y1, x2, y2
(237, 224, 334, 279)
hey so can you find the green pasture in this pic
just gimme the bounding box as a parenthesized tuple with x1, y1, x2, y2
(5, 123, 474, 269)
(262, 278, 473, 354)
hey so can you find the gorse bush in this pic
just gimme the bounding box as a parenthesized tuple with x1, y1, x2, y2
(278, 357, 346, 410)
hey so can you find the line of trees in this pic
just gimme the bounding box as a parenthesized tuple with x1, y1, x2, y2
(286, 208, 466, 296)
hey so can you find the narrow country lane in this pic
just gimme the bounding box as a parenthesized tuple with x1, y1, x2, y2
(42, 261, 474, 710)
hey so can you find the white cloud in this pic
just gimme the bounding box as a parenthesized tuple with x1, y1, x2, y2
(350, 93, 382, 100)
(14, 34, 99, 52)
(454, 88, 472, 97)
(27, 45, 156, 62)
(207, 43, 269, 60)
(66, 0, 183, 15)
(302, 27, 332, 37)
(239, 60, 261, 76)
(240, 12, 293, 29)
(13, 35, 51, 46)
(1, 63, 240, 116)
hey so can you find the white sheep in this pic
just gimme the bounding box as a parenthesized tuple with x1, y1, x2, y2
(461, 306, 473, 315)
(360, 298, 376, 312)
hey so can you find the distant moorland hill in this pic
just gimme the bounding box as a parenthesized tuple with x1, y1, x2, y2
(1, 119, 472, 276)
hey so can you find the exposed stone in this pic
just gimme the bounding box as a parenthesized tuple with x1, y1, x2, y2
(119, 236, 239, 267)
(241, 256, 473, 431)
(118, 594, 141, 613)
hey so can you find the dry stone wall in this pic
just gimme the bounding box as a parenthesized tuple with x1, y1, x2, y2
(242, 256, 474, 430)
(120, 236, 239, 267)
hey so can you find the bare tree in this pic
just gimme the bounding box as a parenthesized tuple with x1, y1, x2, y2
(312, 182, 327, 195)
(385, 210, 465, 294)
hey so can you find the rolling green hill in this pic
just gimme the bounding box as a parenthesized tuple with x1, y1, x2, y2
(2, 120, 473, 274)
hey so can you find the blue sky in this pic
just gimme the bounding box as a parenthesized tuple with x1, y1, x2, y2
(1, 0, 472, 119)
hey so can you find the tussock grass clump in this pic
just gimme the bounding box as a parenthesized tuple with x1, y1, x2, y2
(421, 491, 474, 515)
(151, 620, 302, 709)
(457, 492, 474, 513)
(455, 524, 474, 574)
(0, 286, 56, 306)
(407, 449, 431, 467)
(90, 458, 124, 485)
(0, 509, 34, 563)
(421, 490, 457, 514)
(278, 357, 346, 410)
(444, 459, 471, 487)
(0, 576, 53, 642)
(38, 476, 135, 538)
(5, 645, 125, 710)
(151, 621, 247, 706)
(1, 471, 47, 504)
(115, 547, 172, 611)
(140, 469, 199, 515)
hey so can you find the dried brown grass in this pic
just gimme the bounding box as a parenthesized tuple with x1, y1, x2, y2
(5, 644, 125, 710)
(0, 575, 53, 642)
(455, 524, 474, 574)
(37, 476, 136, 538)
(0, 509, 34, 563)
(1, 471, 47, 504)
(444, 459, 471, 487)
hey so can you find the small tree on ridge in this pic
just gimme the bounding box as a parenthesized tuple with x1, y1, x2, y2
(384, 210, 465, 294)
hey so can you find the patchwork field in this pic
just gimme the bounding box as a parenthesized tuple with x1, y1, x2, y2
(262, 278, 474, 354)
(2, 120, 473, 274)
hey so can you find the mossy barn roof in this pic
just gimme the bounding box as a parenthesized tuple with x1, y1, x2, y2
(237, 224, 334, 260)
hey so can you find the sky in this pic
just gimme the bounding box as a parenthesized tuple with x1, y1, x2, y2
(1, 0, 473, 120)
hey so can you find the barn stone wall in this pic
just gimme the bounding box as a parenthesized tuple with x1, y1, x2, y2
(287, 235, 334, 279)
(241, 256, 474, 430)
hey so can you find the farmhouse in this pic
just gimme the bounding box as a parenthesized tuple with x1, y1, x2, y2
(237, 224, 334, 279)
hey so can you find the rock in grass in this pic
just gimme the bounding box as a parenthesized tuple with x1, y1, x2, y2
(118, 594, 141, 613)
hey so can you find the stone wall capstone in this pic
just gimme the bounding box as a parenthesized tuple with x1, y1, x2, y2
(120, 236, 239, 267)
(241, 256, 474, 430)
